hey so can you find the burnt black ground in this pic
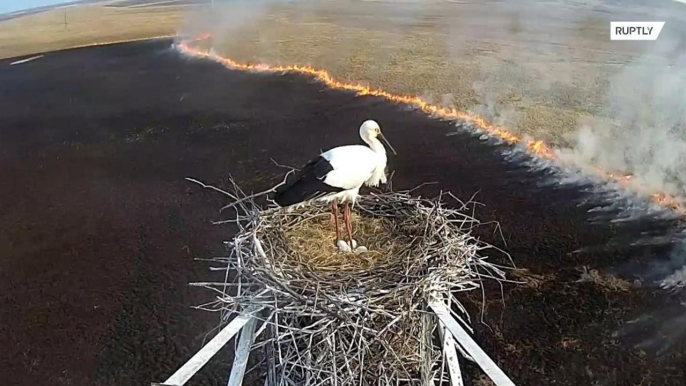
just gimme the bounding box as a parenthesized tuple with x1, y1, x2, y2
(1, 39, 685, 386)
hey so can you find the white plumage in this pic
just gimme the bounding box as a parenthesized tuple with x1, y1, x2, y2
(273, 119, 396, 252)
(317, 144, 386, 205)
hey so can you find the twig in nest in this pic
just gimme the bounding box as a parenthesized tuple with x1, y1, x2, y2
(190, 177, 514, 386)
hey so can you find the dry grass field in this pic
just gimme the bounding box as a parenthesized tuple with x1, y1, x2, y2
(4, 3, 686, 385)
(2, 0, 686, 148)
(0, 3, 181, 59)
(201, 0, 686, 147)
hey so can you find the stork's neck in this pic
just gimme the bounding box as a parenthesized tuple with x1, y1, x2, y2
(364, 137, 387, 155)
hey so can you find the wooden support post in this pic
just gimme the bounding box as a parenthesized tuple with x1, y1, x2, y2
(429, 300, 516, 386)
(438, 322, 464, 386)
(227, 316, 258, 386)
(152, 306, 263, 386)
(264, 318, 278, 386)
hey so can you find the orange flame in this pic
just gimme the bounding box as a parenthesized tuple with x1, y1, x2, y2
(176, 38, 686, 216)
(527, 140, 555, 158)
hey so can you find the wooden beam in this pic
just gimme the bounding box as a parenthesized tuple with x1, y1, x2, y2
(264, 319, 278, 386)
(429, 300, 516, 386)
(438, 322, 464, 386)
(227, 316, 258, 386)
(153, 306, 263, 386)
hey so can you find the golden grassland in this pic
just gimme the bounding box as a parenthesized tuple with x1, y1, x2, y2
(204, 0, 660, 146)
(0, 4, 181, 59)
(0, 0, 680, 146)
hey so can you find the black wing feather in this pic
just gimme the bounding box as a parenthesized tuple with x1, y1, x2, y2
(273, 156, 344, 207)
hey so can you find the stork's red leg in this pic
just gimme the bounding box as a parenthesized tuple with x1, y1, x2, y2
(343, 202, 354, 249)
(331, 201, 341, 243)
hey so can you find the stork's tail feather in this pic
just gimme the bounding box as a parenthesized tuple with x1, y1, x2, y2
(273, 155, 343, 207)
(273, 178, 333, 207)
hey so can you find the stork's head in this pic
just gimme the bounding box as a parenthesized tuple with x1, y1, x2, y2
(359, 120, 397, 155)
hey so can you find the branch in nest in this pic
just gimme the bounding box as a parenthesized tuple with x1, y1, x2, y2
(188, 176, 514, 386)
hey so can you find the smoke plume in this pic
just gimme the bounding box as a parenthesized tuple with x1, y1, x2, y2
(558, 24, 686, 200)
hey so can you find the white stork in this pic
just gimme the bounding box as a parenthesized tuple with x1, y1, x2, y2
(273, 119, 396, 253)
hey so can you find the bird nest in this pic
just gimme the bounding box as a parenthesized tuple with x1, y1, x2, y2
(191, 183, 512, 386)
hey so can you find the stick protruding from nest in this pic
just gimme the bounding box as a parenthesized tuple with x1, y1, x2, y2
(190, 178, 513, 386)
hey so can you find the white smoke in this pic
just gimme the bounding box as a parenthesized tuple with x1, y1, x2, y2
(177, 0, 298, 47)
(558, 28, 686, 198)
